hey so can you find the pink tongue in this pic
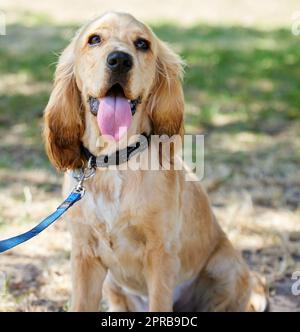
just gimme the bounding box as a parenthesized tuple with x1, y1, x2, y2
(97, 95, 132, 141)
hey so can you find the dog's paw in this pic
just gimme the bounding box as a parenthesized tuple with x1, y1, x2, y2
(248, 272, 269, 312)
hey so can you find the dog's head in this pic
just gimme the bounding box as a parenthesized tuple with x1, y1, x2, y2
(44, 12, 184, 170)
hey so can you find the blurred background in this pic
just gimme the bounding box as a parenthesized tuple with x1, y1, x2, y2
(0, 0, 300, 311)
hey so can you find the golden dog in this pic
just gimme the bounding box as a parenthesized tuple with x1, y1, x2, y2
(44, 12, 267, 311)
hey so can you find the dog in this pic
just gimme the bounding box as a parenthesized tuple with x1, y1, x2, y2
(43, 12, 268, 311)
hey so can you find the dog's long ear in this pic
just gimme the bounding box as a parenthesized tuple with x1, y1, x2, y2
(44, 41, 85, 171)
(146, 40, 184, 137)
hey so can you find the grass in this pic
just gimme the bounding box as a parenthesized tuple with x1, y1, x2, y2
(0, 16, 300, 311)
(0, 21, 300, 173)
(156, 24, 300, 129)
(0, 17, 299, 219)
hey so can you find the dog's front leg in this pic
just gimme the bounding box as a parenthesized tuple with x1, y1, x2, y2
(70, 247, 107, 312)
(146, 247, 178, 312)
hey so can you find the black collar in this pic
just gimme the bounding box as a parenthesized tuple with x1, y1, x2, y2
(81, 133, 151, 168)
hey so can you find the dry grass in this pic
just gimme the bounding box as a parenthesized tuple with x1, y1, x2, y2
(0, 1, 300, 311)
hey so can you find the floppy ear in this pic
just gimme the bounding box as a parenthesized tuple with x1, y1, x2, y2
(44, 42, 85, 171)
(146, 40, 185, 137)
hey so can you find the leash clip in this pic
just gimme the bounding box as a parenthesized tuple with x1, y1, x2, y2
(74, 177, 86, 197)
(74, 157, 96, 197)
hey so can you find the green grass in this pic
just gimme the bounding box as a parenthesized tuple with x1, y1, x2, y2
(153, 24, 300, 129)
(0, 19, 300, 172)
(0, 15, 299, 312)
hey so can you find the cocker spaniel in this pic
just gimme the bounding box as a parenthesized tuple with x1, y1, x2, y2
(43, 12, 267, 312)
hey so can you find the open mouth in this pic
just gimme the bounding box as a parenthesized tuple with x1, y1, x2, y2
(88, 84, 141, 141)
(89, 84, 141, 116)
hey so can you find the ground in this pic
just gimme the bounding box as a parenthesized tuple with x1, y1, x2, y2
(0, 1, 300, 311)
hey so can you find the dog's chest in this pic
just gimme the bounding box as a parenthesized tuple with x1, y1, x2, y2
(93, 172, 122, 231)
(84, 172, 146, 285)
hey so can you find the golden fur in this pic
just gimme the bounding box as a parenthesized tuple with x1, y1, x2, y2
(44, 12, 267, 312)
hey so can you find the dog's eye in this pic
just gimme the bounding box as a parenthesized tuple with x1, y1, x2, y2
(134, 38, 150, 51)
(88, 34, 101, 46)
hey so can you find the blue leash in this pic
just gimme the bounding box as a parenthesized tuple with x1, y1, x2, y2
(0, 136, 146, 254)
(0, 167, 92, 254)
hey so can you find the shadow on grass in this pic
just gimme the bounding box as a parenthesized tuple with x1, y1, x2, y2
(0, 21, 300, 171)
(0, 21, 299, 312)
(153, 23, 300, 131)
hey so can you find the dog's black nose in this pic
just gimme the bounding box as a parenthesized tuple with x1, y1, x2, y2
(106, 51, 133, 73)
